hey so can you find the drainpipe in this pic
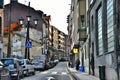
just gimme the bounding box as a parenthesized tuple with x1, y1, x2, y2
(87, 9, 91, 74)
(114, 0, 119, 80)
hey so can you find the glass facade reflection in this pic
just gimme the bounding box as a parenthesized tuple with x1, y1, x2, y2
(107, 0, 114, 52)
(97, 6, 103, 55)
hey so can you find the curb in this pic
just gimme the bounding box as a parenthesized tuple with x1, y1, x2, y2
(66, 63, 80, 80)
(67, 67, 79, 80)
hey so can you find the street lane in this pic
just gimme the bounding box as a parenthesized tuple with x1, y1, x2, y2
(21, 62, 73, 80)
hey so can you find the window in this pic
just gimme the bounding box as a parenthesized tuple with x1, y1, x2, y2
(106, 0, 114, 52)
(90, 16, 94, 31)
(97, 6, 103, 55)
(0, 0, 3, 8)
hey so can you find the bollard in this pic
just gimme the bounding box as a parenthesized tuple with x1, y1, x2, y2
(99, 65, 105, 80)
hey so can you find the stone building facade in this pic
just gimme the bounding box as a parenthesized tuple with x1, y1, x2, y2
(3, 0, 46, 58)
(68, 0, 120, 79)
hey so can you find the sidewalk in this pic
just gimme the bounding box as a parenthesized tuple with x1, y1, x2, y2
(68, 67, 100, 80)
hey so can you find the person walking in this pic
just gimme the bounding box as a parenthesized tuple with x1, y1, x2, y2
(90, 53, 95, 75)
(75, 58, 80, 71)
(68, 61, 72, 67)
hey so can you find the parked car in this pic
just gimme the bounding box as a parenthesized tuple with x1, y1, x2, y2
(0, 58, 24, 80)
(19, 59, 35, 76)
(0, 61, 10, 80)
(59, 57, 69, 62)
(39, 54, 48, 70)
(54, 59, 59, 65)
(48, 60, 55, 68)
(33, 60, 45, 71)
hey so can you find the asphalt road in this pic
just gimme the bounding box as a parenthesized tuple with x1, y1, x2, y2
(21, 62, 74, 80)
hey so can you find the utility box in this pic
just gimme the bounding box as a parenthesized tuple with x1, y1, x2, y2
(99, 65, 105, 80)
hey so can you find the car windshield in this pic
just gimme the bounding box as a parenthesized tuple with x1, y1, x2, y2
(19, 59, 24, 65)
(34, 61, 40, 65)
(39, 55, 46, 60)
(1, 59, 14, 66)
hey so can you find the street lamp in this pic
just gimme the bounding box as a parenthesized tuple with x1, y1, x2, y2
(34, 19, 39, 27)
(19, 3, 38, 59)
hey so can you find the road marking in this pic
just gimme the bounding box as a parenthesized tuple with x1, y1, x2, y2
(47, 76, 55, 80)
(61, 72, 67, 75)
(65, 66, 74, 80)
(41, 71, 67, 75)
(51, 71, 57, 74)
(41, 71, 48, 74)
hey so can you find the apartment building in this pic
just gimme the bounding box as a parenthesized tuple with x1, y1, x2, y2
(68, 0, 88, 69)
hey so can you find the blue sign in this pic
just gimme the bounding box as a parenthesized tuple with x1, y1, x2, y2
(25, 41, 32, 48)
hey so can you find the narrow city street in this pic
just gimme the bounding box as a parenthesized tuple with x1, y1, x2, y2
(0, 0, 119, 80)
(21, 62, 74, 80)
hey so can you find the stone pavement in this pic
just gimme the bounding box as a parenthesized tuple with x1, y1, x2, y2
(68, 67, 100, 80)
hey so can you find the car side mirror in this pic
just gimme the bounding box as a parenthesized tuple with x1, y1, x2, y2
(0, 61, 4, 67)
(0, 64, 6, 69)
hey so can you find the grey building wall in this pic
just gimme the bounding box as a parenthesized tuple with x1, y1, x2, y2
(88, 0, 118, 80)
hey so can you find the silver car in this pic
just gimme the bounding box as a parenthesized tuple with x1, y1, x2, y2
(1, 58, 24, 80)
(0, 61, 10, 80)
(19, 59, 35, 76)
(33, 60, 45, 71)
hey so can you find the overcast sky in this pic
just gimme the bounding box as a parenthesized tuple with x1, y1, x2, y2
(4, 0, 71, 34)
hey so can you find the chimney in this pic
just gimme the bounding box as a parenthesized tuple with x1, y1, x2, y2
(11, 0, 18, 3)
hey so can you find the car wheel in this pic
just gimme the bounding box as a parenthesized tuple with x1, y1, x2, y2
(32, 71, 35, 75)
(33, 72, 35, 75)
(16, 75, 20, 80)
(21, 74, 24, 79)
(24, 70, 29, 77)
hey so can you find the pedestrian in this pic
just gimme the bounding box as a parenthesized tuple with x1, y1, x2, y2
(90, 53, 94, 75)
(68, 61, 70, 67)
(68, 61, 72, 67)
(75, 58, 80, 71)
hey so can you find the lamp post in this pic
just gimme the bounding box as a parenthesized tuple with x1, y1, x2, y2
(19, 2, 38, 59)
(7, 0, 12, 58)
(19, 17, 38, 59)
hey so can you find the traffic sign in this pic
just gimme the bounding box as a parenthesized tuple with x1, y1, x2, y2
(25, 41, 32, 48)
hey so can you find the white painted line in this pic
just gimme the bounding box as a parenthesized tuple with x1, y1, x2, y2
(51, 71, 57, 74)
(41, 71, 48, 74)
(61, 72, 67, 75)
(47, 76, 55, 80)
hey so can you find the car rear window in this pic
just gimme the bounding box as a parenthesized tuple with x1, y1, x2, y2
(1, 59, 14, 66)
(39, 55, 46, 60)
